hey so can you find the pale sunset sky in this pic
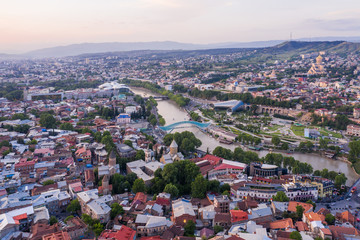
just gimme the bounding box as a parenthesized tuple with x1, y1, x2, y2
(1, 0, 360, 53)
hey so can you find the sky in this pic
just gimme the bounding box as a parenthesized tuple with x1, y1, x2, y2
(1, 0, 360, 53)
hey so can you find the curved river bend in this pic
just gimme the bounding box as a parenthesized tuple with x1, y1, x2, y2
(132, 87, 358, 185)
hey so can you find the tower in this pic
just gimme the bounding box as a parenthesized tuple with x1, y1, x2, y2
(169, 140, 178, 155)
(109, 151, 116, 167)
(102, 175, 110, 195)
(145, 149, 154, 162)
(109, 151, 117, 175)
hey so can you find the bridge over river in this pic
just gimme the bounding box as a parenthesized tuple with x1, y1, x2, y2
(159, 121, 211, 131)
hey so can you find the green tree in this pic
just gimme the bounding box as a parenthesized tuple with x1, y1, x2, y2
(319, 138, 328, 149)
(101, 135, 116, 152)
(306, 200, 316, 211)
(272, 136, 281, 146)
(59, 122, 74, 131)
(212, 146, 233, 159)
(81, 214, 93, 226)
(289, 231, 302, 240)
(334, 173, 347, 189)
(164, 183, 179, 198)
(191, 174, 207, 198)
(296, 205, 305, 220)
(64, 215, 74, 223)
(272, 191, 289, 202)
(132, 178, 146, 193)
(349, 140, 360, 163)
(110, 203, 124, 220)
(40, 113, 57, 129)
(220, 183, 230, 193)
(180, 138, 195, 154)
(325, 213, 335, 225)
(124, 140, 133, 148)
(184, 220, 196, 236)
(281, 142, 289, 150)
(93, 222, 104, 237)
(49, 216, 58, 225)
(214, 225, 224, 234)
(135, 150, 145, 160)
(207, 180, 220, 192)
(67, 199, 81, 214)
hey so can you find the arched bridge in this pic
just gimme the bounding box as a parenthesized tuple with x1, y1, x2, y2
(159, 121, 211, 131)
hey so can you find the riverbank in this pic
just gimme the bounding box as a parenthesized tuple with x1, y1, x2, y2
(130, 86, 359, 185)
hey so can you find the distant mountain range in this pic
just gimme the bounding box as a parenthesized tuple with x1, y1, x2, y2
(1, 36, 360, 58)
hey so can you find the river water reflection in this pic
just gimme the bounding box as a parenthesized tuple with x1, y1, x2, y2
(131, 87, 358, 185)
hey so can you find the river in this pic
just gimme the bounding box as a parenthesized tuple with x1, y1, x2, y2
(131, 87, 359, 185)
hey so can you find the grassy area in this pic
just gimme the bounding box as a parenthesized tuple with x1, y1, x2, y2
(291, 125, 305, 137)
(229, 127, 242, 135)
(290, 125, 342, 139)
(266, 125, 281, 132)
(320, 127, 342, 138)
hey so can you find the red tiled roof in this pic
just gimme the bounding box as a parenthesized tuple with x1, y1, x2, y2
(214, 163, 244, 171)
(99, 226, 136, 240)
(269, 218, 294, 230)
(230, 210, 248, 223)
(295, 221, 309, 232)
(13, 213, 27, 220)
(201, 154, 223, 165)
(288, 201, 313, 213)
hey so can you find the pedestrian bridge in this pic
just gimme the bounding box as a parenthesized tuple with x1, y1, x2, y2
(159, 121, 211, 131)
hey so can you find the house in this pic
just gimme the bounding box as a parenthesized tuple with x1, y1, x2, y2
(117, 113, 131, 124)
(230, 210, 248, 224)
(29, 222, 60, 240)
(302, 212, 326, 232)
(75, 147, 92, 163)
(288, 201, 313, 213)
(42, 231, 71, 240)
(171, 199, 196, 227)
(68, 181, 84, 198)
(247, 204, 273, 224)
(269, 218, 294, 231)
(63, 216, 88, 240)
(199, 205, 216, 227)
(116, 143, 136, 158)
(214, 195, 230, 213)
(77, 189, 112, 223)
(84, 169, 95, 189)
(99, 226, 136, 240)
(200, 228, 214, 238)
(155, 192, 171, 212)
(0, 213, 20, 239)
(214, 213, 231, 229)
(135, 214, 173, 238)
(329, 225, 360, 240)
(32, 189, 71, 214)
(336, 210, 355, 226)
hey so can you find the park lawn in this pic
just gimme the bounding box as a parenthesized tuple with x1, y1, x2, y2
(267, 125, 281, 131)
(320, 128, 342, 138)
(291, 125, 305, 137)
(291, 125, 342, 139)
